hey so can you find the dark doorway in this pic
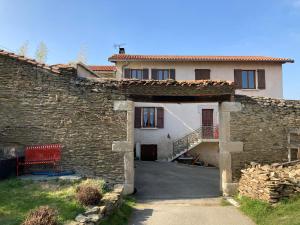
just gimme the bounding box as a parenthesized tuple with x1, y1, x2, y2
(202, 109, 214, 138)
(291, 148, 300, 161)
(141, 145, 157, 161)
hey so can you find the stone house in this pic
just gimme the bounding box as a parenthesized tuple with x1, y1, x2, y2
(0, 48, 299, 196)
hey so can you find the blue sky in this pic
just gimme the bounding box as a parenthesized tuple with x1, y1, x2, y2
(0, 0, 299, 99)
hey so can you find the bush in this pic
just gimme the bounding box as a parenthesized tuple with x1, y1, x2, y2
(76, 185, 102, 206)
(22, 206, 58, 225)
(80, 179, 107, 193)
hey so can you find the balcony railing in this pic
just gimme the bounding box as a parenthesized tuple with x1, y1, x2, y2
(172, 125, 219, 157)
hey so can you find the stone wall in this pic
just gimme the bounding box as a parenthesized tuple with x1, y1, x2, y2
(230, 96, 300, 181)
(0, 54, 127, 184)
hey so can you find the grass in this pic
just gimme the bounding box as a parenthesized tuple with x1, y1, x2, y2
(100, 197, 136, 225)
(236, 195, 300, 225)
(0, 178, 104, 225)
(220, 198, 231, 206)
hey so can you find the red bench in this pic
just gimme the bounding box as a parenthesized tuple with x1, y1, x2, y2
(16, 144, 62, 176)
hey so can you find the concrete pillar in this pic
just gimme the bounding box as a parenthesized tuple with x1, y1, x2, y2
(218, 102, 243, 196)
(112, 100, 135, 195)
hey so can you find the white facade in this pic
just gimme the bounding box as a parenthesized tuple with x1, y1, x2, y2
(134, 102, 218, 160)
(115, 61, 283, 98)
(112, 57, 288, 161)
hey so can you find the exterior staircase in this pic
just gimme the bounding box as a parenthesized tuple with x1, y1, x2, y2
(168, 126, 219, 162)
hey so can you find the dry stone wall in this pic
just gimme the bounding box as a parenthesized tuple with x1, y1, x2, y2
(230, 95, 300, 181)
(0, 54, 127, 184)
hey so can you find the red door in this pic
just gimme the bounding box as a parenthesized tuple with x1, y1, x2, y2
(202, 109, 214, 138)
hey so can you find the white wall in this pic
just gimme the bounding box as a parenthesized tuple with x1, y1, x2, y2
(77, 64, 97, 79)
(134, 102, 219, 160)
(119, 60, 284, 160)
(115, 61, 283, 98)
(189, 142, 220, 167)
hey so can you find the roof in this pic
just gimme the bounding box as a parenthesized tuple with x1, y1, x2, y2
(115, 79, 234, 87)
(50, 63, 74, 69)
(86, 78, 234, 88)
(88, 65, 116, 71)
(77, 78, 236, 101)
(108, 54, 294, 63)
(0, 49, 61, 74)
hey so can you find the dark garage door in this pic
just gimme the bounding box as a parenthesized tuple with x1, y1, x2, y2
(141, 145, 157, 161)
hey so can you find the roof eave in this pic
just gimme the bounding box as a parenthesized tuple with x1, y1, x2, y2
(108, 58, 295, 64)
(285, 59, 295, 63)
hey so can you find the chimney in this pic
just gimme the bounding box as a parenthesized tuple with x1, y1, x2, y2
(119, 47, 125, 54)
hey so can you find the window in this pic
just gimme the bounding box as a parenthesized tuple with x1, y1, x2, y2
(124, 68, 149, 80)
(157, 70, 169, 80)
(134, 107, 164, 128)
(241, 70, 255, 89)
(195, 69, 210, 80)
(151, 69, 175, 80)
(143, 107, 156, 128)
(290, 148, 300, 161)
(131, 69, 143, 79)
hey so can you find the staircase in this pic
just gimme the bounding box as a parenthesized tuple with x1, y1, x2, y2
(168, 126, 219, 162)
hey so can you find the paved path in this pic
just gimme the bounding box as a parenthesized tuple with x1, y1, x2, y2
(134, 161, 220, 200)
(129, 161, 255, 225)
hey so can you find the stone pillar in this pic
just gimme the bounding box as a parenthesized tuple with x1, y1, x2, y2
(219, 102, 243, 196)
(112, 100, 134, 195)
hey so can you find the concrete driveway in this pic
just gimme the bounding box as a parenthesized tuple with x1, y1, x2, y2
(129, 161, 255, 225)
(134, 161, 220, 200)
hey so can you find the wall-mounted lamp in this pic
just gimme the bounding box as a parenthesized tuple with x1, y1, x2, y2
(167, 134, 171, 139)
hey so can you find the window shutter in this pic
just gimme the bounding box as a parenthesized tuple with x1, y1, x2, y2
(151, 69, 158, 80)
(170, 69, 176, 80)
(124, 68, 131, 79)
(234, 69, 242, 89)
(156, 107, 164, 128)
(257, 69, 266, 89)
(142, 69, 149, 80)
(134, 107, 142, 128)
(195, 69, 210, 80)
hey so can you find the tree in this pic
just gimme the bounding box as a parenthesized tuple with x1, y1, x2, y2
(18, 41, 29, 57)
(76, 45, 87, 64)
(35, 42, 48, 63)
(68, 45, 88, 65)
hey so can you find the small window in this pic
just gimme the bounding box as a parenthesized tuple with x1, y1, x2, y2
(242, 70, 256, 89)
(290, 148, 300, 161)
(195, 69, 210, 80)
(131, 69, 143, 79)
(142, 107, 156, 128)
(157, 69, 170, 80)
(135, 107, 164, 128)
(124, 68, 149, 80)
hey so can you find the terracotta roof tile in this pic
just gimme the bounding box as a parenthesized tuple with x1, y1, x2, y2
(51, 63, 74, 69)
(88, 65, 116, 71)
(117, 79, 234, 88)
(108, 54, 294, 63)
(86, 78, 234, 88)
(0, 49, 61, 74)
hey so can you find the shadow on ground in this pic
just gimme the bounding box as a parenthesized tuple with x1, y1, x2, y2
(133, 161, 221, 200)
